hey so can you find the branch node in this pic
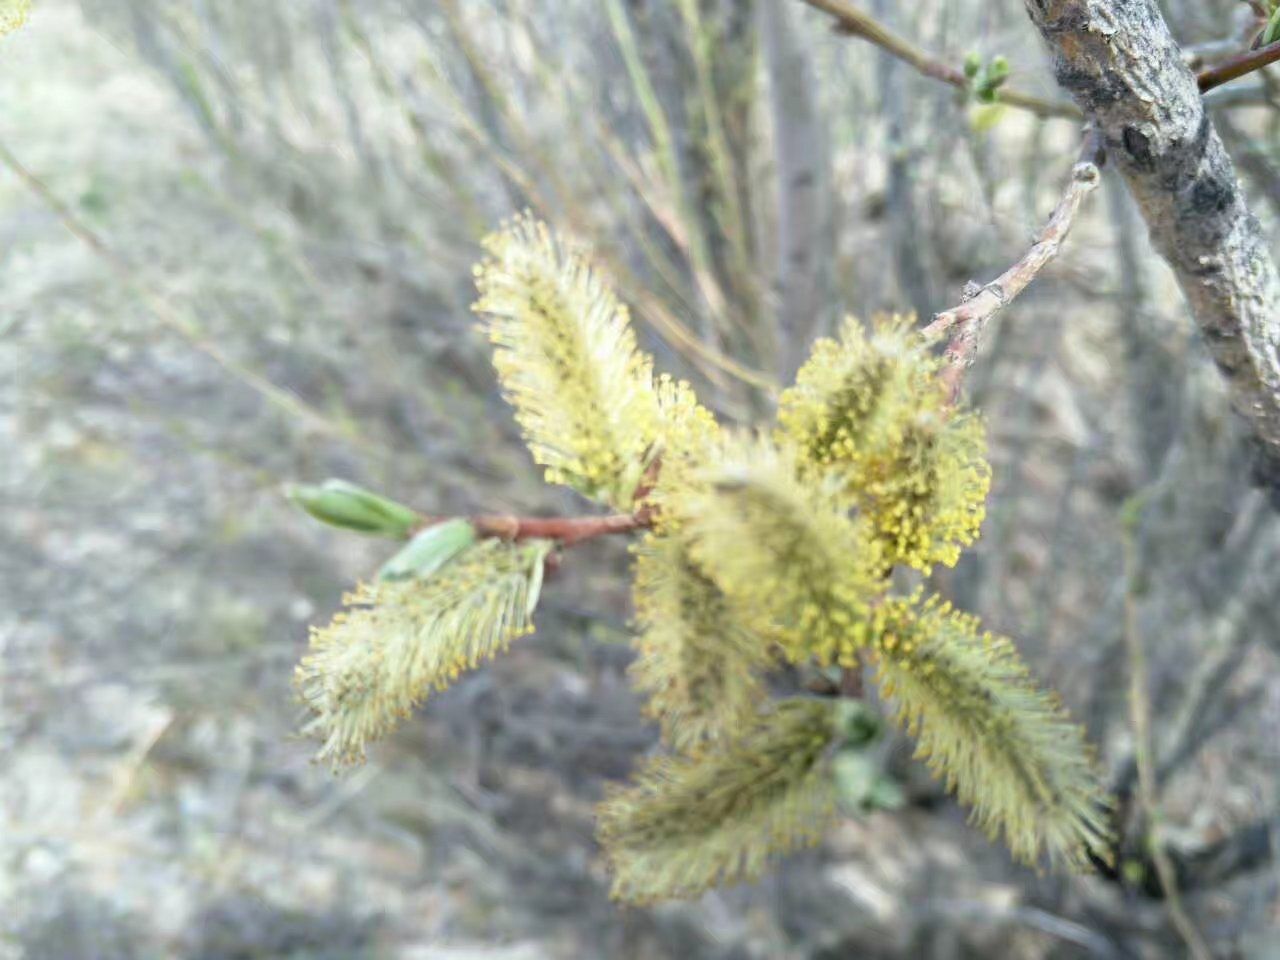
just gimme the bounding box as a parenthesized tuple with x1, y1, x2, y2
(1073, 161, 1102, 186)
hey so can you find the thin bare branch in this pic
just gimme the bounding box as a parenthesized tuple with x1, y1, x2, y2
(415, 458, 664, 547)
(801, 0, 1274, 120)
(0, 139, 379, 454)
(922, 130, 1105, 401)
(796, 0, 1080, 119)
(1121, 517, 1214, 960)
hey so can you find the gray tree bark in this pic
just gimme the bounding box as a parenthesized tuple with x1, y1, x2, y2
(760, 0, 836, 381)
(874, 0, 935, 326)
(1022, 0, 1280, 493)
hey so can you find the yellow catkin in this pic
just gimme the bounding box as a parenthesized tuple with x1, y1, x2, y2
(597, 699, 840, 904)
(473, 215, 661, 510)
(870, 592, 1111, 868)
(639, 373, 722, 524)
(629, 531, 772, 750)
(777, 315, 991, 572)
(675, 435, 888, 667)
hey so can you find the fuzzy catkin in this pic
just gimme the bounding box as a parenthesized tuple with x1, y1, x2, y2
(297, 539, 551, 767)
(630, 531, 772, 750)
(473, 216, 661, 510)
(598, 699, 839, 904)
(871, 593, 1110, 868)
(778, 314, 991, 572)
(679, 436, 888, 667)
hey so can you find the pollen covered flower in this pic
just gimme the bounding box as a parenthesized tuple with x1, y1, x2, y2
(474, 216, 660, 509)
(679, 436, 888, 667)
(597, 699, 839, 904)
(296, 538, 552, 767)
(638, 373, 723, 530)
(870, 592, 1110, 868)
(630, 531, 771, 750)
(653, 373, 720, 471)
(857, 409, 991, 572)
(778, 314, 991, 571)
(778, 315, 933, 471)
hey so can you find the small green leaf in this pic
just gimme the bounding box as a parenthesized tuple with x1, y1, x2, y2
(1265, 8, 1280, 47)
(287, 479, 419, 539)
(867, 776, 905, 811)
(834, 699, 882, 747)
(833, 751, 877, 810)
(378, 519, 478, 582)
(974, 55, 1012, 103)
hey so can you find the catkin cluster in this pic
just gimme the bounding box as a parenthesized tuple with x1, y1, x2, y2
(293, 218, 1109, 904)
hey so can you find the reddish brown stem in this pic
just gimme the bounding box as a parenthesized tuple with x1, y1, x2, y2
(411, 454, 666, 552)
(416, 511, 648, 546)
(1197, 39, 1280, 92)
(415, 459, 665, 548)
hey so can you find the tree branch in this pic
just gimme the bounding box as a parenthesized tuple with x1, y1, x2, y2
(1023, 0, 1280, 498)
(799, 0, 1277, 120)
(1197, 39, 1280, 92)
(415, 511, 648, 547)
(796, 0, 1081, 119)
(921, 130, 1104, 401)
(414, 458, 663, 548)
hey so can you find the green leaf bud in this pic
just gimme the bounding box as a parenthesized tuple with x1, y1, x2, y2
(287, 480, 420, 539)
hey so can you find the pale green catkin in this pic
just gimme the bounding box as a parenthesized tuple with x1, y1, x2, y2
(630, 530, 772, 750)
(598, 699, 840, 904)
(297, 539, 551, 767)
(871, 592, 1111, 868)
(678, 435, 887, 668)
